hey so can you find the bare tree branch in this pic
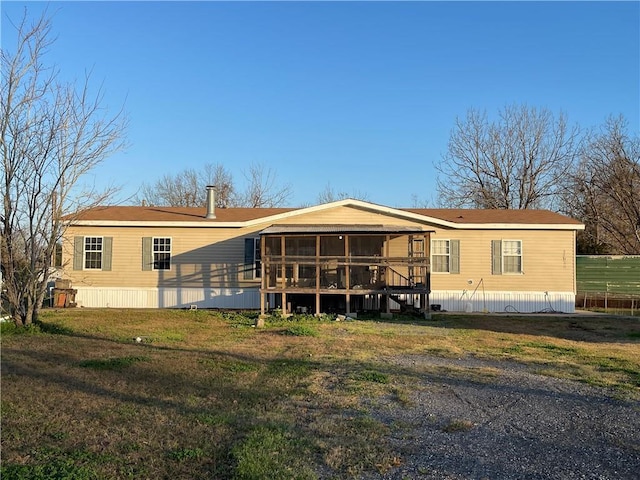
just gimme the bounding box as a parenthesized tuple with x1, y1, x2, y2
(316, 183, 369, 204)
(1, 10, 127, 325)
(564, 116, 640, 254)
(136, 163, 236, 208)
(435, 105, 579, 210)
(239, 163, 292, 208)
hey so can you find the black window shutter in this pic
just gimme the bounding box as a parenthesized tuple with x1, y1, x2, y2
(244, 238, 255, 279)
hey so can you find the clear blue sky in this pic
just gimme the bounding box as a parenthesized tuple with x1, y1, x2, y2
(2, 1, 639, 207)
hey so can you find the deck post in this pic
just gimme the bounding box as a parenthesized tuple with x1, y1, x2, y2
(282, 292, 287, 316)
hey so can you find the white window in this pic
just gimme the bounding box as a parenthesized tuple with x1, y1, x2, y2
(502, 240, 522, 274)
(84, 237, 103, 270)
(153, 237, 171, 270)
(432, 239, 450, 273)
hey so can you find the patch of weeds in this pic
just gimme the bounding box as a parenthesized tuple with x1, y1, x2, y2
(68, 449, 114, 464)
(159, 331, 185, 342)
(37, 321, 75, 335)
(391, 386, 412, 405)
(113, 403, 139, 419)
(193, 412, 234, 426)
(219, 310, 259, 324)
(167, 447, 205, 462)
(442, 419, 475, 433)
(501, 345, 524, 354)
(424, 346, 460, 358)
(320, 415, 394, 475)
(79, 355, 149, 370)
(225, 361, 259, 373)
(199, 357, 259, 373)
(1, 459, 98, 480)
(0, 321, 42, 336)
(1, 320, 74, 336)
(592, 357, 640, 386)
(523, 342, 578, 355)
(188, 309, 211, 323)
(594, 357, 638, 375)
(627, 332, 640, 339)
(118, 441, 141, 454)
(117, 463, 150, 478)
(267, 313, 331, 327)
(357, 370, 389, 384)
(48, 431, 70, 441)
(232, 425, 317, 480)
(283, 325, 318, 337)
(267, 359, 313, 378)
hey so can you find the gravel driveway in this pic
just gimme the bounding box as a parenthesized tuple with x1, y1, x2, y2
(361, 355, 640, 480)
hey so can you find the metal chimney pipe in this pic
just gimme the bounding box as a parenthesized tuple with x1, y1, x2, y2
(205, 185, 216, 219)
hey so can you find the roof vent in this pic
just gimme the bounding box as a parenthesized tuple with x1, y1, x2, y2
(205, 185, 216, 219)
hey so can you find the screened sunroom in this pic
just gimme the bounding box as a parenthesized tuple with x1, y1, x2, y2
(258, 225, 431, 316)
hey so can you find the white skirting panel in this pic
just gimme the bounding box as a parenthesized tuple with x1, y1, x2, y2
(429, 290, 576, 314)
(74, 287, 260, 309)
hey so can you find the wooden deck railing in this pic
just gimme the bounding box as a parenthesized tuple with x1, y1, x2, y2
(261, 255, 429, 292)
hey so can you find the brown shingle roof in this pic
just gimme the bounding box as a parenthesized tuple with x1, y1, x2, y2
(402, 208, 583, 225)
(68, 206, 295, 222)
(66, 204, 582, 226)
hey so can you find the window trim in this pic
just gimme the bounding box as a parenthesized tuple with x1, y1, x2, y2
(501, 239, 523, 275)
(431, 239, 460, 274)
(83, 236, 103, 270)
(431, 239, 451, 274)
(253, 237, 261, 279)
(152, 237, 172, 271)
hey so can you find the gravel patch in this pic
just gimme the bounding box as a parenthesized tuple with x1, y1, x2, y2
(359, 355, 640, 480)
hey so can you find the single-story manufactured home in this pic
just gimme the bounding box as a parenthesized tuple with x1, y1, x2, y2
(58, 188, 585, 314)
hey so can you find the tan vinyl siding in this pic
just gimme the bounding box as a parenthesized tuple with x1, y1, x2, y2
(430, 228, 575, 292)
(60, 205, 577, 296)
(276, 205, 425, 227)
(61, 225, 267, 289)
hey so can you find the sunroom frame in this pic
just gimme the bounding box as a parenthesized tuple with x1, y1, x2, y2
(258, 225, 432, 317)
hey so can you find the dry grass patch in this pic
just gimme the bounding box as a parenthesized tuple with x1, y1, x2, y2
(442, 418, 475, 433)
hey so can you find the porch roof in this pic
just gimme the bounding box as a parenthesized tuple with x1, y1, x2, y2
(259, 224, 432, 235)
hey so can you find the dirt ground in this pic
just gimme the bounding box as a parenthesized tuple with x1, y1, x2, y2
(361, 355, 640, 480)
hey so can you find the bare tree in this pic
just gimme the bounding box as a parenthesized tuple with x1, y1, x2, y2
(137, 163, 235, 208)
(436, 105, 579, 209)
(316, 183, 369, 204)
(136, 162, 291, 208)
(563, 116, 640, 254)
(409, 193, 434, 208)
(1, 11, 127, 326)
(238, 163, 292, 208)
